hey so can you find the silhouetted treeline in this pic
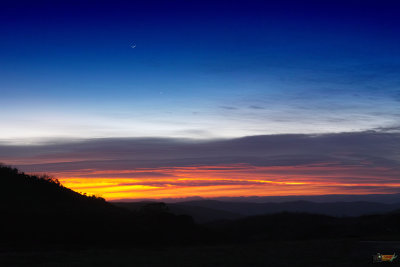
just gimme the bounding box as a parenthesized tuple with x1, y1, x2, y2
(0, 164, 200, 246)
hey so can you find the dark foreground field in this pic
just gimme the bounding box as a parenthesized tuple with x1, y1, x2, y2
(0, 239, 395, 266)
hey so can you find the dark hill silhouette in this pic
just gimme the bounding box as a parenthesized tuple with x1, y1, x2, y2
(0, 164, 115, 213)
(115, 201, 243, 223)
(168, 203, 243, 223)
(115, 200, 400, 243)
(3, 163, 400, 250)
(0, 164, 197, 246)
(207, 211, 400, 242)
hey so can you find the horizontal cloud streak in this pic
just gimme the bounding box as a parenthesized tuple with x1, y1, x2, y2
(1, 131, 399, 199)
(1, 131, 399, 168)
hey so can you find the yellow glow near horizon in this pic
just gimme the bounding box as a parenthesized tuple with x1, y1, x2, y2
(51, 163, 400, 200)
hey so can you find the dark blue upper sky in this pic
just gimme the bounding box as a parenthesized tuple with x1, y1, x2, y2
(1, 0, 400, 142)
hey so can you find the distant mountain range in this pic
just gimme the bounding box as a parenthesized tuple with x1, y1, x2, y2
(165, 200, 400, 223)
(115, 200, 400, 223)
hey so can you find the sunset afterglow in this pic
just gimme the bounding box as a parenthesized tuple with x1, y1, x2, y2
(51, 163, 400, 200)
(1, 0, 399, 201)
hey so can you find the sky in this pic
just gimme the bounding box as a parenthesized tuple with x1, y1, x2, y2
(1, 0, 400, 200)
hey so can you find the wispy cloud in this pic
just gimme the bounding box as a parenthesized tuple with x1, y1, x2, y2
(220, 106, 238, 110)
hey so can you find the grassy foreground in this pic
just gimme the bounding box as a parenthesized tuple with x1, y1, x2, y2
(0, 239, 387, 267)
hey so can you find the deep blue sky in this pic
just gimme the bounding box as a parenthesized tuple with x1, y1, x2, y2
(1, 0, 400, 142)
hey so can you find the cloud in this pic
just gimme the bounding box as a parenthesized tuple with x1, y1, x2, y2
(374, 125, 400, 133)
(249, 105, 265, 110)
(0, 131, 399, 172)
(220, 106, 238, 110)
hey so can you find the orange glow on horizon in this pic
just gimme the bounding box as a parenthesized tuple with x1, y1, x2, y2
(50, 163, 400, 200)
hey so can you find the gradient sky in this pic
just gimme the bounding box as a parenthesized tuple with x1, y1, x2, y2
(1, 0, 400, 200)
